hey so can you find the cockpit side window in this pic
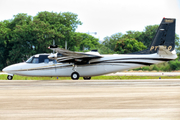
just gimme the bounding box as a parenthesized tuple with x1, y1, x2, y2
(39, 55, 53, 63)
(32, 58, 39, 63)
(26, 55, 55, 64)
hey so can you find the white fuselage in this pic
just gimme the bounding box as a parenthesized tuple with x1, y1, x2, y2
(2, 52, 177, 77)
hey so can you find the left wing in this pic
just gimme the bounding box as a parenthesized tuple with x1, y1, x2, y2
(48, 46, 102, 64)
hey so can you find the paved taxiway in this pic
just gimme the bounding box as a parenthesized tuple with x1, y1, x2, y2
(0, 79, 180, 120)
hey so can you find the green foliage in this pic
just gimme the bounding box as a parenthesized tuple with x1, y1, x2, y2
(0, 11, 85, 69)
(169, 60, 180, 70)
(122, 31, 142, 41)
(114, 38, 147, 54)
(102, 33, 123, 52)
(175, 34, 180, 53)
(152, 65, 159, 71)
(98, 45, 114, 54)
(0, 11, 101, 70)
(141, 66, 150, 71)
(0, 21, 11, 68)
(72, 32, 99, 51)
(139, 25, 159, 47)
(133, 57, 180, 72)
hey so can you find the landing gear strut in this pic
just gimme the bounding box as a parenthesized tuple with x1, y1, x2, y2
(71, 72, 79, 80)
(7, 75, 13, 80)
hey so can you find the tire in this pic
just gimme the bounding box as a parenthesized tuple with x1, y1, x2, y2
(7, 75, 13, 80)
(83, 77, 91, 80)
(71, 72, 79, 80)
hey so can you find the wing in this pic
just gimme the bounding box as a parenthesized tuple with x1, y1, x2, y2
(48, 46, 102, 64)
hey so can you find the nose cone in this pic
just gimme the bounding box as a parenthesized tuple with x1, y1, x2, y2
(2, 67, 7, 72)
(2, 63, 23, 73)
(2, 66, 12, 73)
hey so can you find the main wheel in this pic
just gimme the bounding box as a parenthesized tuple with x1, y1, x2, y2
(71, 72, 79, 80)
(7, 75, 13, 80)
(83, 77, 91, 80)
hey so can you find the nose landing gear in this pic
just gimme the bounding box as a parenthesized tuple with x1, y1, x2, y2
(7, 75, 13, 80)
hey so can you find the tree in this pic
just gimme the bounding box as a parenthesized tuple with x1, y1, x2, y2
(114, 38, 147, 54)
(98, 45, 114, 54)
(140, 25, 159, 47)
(102, 33, 123, 52)
(34, 11, 82, 50)
(123, 26, 180, 52)
(122, 31, 142, 40)
(175, 34, 180, 53)
(0, 22, 11, 69)
(0, 11, 83, 70)
(72, 32, 99, 51)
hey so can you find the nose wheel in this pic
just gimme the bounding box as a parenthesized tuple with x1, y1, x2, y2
(7, 75, 13, 80)
(71, 72, 79, 80)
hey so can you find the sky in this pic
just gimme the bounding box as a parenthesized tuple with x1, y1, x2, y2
(0, 0, 180, 41)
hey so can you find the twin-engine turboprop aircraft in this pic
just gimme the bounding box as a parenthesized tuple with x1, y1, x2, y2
(2, 18, 177, 80)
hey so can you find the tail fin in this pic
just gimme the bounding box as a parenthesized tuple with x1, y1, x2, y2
(149, 18, 175, 53)
(134, 18, 176, 54)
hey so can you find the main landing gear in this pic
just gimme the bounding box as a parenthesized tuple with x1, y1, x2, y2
(7, 75, 13, 80)
(83, 77, 91, 80)
(71, 64, 91, 80)
(71, 72, 79, 80)
(71, 72, 91, 80)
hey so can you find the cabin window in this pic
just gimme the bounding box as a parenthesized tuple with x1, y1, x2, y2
(53, 60, 57, 64)
(44, 59, 49, 63)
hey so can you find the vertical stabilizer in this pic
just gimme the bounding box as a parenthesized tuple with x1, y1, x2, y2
(149, 18, 175, 53)
(132, 18, 176, 54)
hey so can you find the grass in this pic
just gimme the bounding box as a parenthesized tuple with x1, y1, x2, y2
(0, 74, 180, 80)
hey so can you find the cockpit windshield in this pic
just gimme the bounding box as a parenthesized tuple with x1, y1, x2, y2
(26, 55, 57, 64)
(26, 56, 33, 63)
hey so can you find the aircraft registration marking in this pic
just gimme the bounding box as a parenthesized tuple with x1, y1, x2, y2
(150, 46, 172, 51)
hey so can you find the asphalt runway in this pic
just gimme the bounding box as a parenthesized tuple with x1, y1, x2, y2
(0, 80, 180, 120)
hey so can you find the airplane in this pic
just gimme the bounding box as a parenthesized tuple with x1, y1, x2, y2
(2, 18, 177, 80)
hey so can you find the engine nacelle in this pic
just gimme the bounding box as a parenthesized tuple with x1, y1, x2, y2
(48, 53, 57, 60)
